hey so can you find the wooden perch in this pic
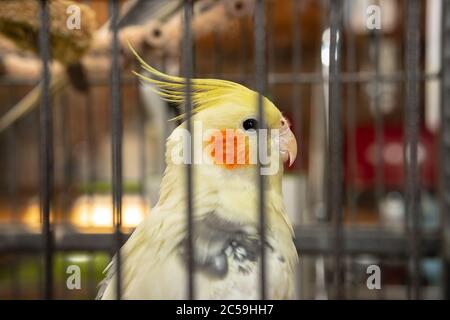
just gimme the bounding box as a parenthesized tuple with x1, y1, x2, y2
(0, 0, 97, 65)
(90, 19, 166, 56)
(0, 70, 68, 133)
(91, 0, 254, 56)
(0, 0, 256, 133)
(0, 0, 256, 81)
(0, 53, 63, 79)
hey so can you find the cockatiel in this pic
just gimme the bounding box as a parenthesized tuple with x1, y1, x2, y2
(97, 45, 298, 300)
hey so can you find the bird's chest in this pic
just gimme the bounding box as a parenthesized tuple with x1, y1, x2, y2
(193, 236, 293, 300)
(204, 244, 291, 299)
(177, 213, 294, 299)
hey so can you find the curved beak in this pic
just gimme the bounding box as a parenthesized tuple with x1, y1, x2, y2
(279, 118, 297, 167)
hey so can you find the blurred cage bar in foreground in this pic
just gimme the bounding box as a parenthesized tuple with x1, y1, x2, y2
(0, 0, 449, 300)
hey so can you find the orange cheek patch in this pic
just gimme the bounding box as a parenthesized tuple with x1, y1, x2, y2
(208, 129, 250, 169)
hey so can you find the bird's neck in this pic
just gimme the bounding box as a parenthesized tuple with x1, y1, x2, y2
(156, 161, 289, 231)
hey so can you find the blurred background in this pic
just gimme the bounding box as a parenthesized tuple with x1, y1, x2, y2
(0, 0, 448, 299)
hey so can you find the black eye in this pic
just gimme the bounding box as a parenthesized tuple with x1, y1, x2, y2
(242, 118, 258, 131)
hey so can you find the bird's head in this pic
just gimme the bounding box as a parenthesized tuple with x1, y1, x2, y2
(130, 45, 297, 180)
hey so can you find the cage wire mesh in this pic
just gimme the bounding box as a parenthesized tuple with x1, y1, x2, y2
(0, 0, 448, 300)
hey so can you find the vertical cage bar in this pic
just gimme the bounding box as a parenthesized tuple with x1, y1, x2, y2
(310, 0, 330, 300)
(371, 1, 384, 216)
(110, 0, 122, 300)
(292, 0, 302, 172)
(328, 0, 344, 299)
(372, 4, 384, 300)
(183, 0, 195, 300)
(345, 0, 358, 299)
(254, 0, 267, 300)
(291, 0, 304, 299)
(404, 0, 421, 300)
(440, 0, 450, 300)
(38, 0, 54, 300)
(345, 0, 357, 225)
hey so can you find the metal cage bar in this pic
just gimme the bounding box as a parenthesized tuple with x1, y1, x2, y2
(0, 0, 448, 300)
(372, 0, 384, 214)
(109, 0, 123, 300)
(328, 0, 344, 299)
(441, 0, 450, 300)
(404, 0, 421, 300)
(345, 0, 358, 225)
(254, 0, 267, 300)
(0, 227, 441, 257)
(182, 0, 195, 300)
(38, 0, 54, 300)
(292, 0, 303, 180)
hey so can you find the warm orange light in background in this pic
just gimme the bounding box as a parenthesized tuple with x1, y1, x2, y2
(20, 195, 149, 231)
(23, 198, 55, 229)
(23, 199, 41, 229)
(71, 194, 149, 229)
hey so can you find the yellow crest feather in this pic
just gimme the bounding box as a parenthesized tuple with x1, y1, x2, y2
(128, 42, 252, 121)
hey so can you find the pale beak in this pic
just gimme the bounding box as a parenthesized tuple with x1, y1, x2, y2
(279, 117, 297, 167)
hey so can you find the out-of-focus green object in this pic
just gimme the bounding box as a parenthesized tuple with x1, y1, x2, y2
(0, 252, 110, 299)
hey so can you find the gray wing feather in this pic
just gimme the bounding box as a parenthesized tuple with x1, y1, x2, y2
(97, 213, 263, 298)
(180, 213, 260, 278)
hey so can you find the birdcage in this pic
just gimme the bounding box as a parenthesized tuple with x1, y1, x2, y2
(0, 0, 448, 300)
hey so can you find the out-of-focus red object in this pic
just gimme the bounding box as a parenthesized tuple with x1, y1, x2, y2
(345, 124, 437, 190)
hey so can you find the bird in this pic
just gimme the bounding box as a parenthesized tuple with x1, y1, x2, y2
(97, 44, 299, 300)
